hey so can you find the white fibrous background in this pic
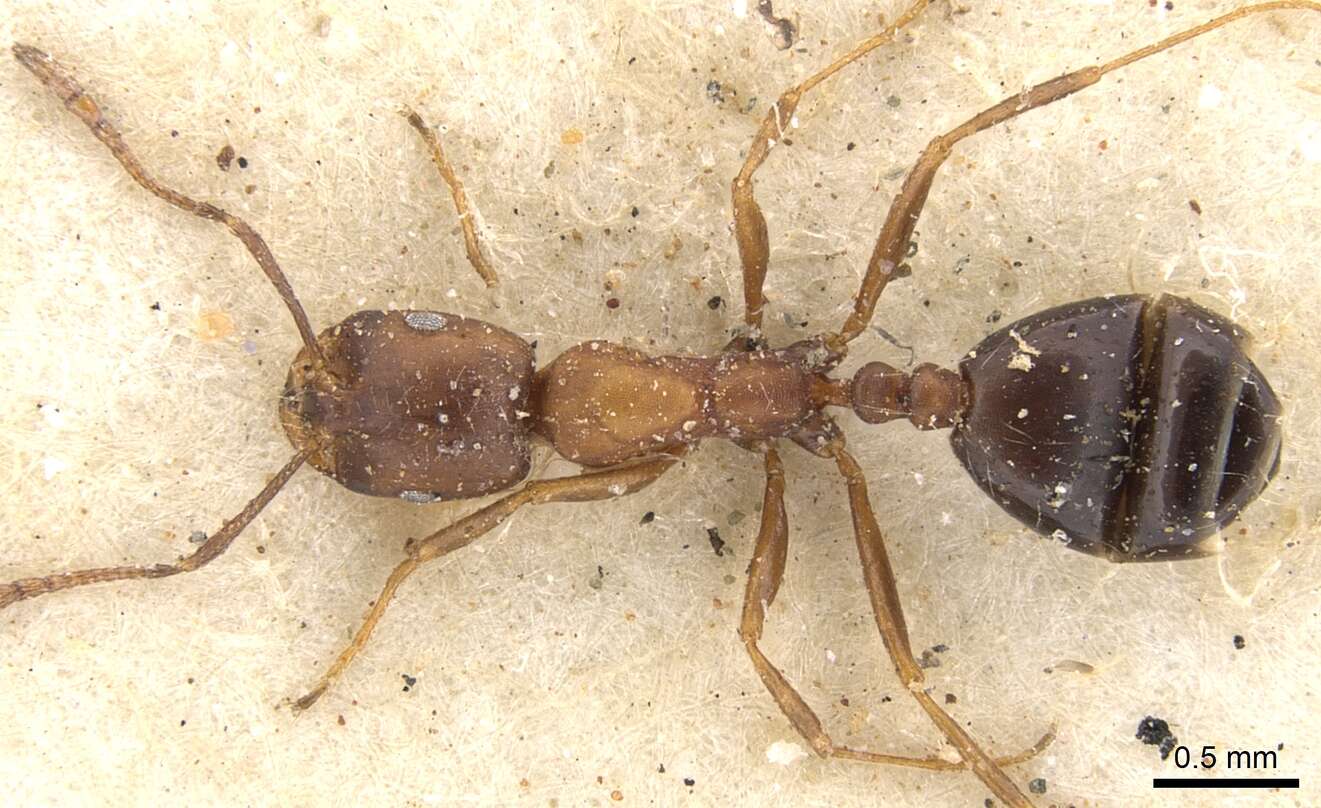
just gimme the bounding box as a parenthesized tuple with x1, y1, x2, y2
(2, 2, 1319, 806)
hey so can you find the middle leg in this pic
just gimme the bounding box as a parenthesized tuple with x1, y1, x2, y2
(731, 1, 932, 332)
(739, 444, 1052, 782)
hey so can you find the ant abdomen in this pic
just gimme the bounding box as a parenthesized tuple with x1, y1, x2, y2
(951, 294, 1282, 561)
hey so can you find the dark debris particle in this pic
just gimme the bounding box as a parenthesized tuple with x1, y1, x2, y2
(588, 565, 605, 591)
(216, 144, 235, 171)
(707, 295, 723, 310)
(846, 142, 856, 151)
(1028, 778, 1047, 795)
(706, 527, 726, 557)
(401, 673, 418, 692)
(657, 763, 665, 773)
(886, 94, 901, 108)
(1189, 198, 1202, 215)
(605, 297, 620, 310)
(1233, 634, 1246, 650)
(337, 714, 346, 726)
(705, 79, 725, 104)
(640, 511, 655, 524)
(150, 301, 162, 311)
(918, 645, 947, 669)
(630, 206, 640, 218)
(757, 0, 797, 50)
(1136, 715, 1178, 760)
(944, 693, 957, 705)
(237, 156, 248, 169)
(682, 777, 696, 787)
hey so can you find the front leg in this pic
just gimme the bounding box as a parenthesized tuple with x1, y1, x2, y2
(291, 453, 681, 711)
(403, 107, 499, 287)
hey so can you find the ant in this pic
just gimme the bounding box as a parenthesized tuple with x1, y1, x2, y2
(4, 3, 1315, 805)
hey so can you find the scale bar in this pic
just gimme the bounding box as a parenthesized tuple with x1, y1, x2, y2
(1153, 777, 1298, 789)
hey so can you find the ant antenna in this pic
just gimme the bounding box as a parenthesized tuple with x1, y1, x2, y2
(12, 44, 328, 366)
(0, 450, 308, 610)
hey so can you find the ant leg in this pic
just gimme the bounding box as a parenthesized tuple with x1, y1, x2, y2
(290, 452, 682, 711)
(11, 45, 327, 365)
(403, 108, 499, 287)
(835, 1, 1321, 345)
(0, 451, 307, 610)
(731, 0, 932, 332)
(739, 446, 1053, 776)
(828, 440, 1049, 808)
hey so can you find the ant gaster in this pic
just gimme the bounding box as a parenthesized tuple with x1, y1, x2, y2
(6, 3, 1311, 806)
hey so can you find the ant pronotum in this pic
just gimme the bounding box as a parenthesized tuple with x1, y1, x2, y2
(5, 3, 1315, 802)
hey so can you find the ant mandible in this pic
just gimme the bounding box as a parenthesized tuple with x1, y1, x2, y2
(5, 3, 1313, 806)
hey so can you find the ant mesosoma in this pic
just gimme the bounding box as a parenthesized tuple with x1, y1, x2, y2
(5, 3, 1311, 805)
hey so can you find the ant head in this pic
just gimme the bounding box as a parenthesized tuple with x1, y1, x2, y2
(278, 310, 536, 504)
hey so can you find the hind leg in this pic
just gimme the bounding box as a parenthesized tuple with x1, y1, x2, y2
(739, 444, 1053, 780)
(832, 2, 1321, 345)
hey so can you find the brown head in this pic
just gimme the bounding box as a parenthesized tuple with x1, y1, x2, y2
(279, 310, 537, 503)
